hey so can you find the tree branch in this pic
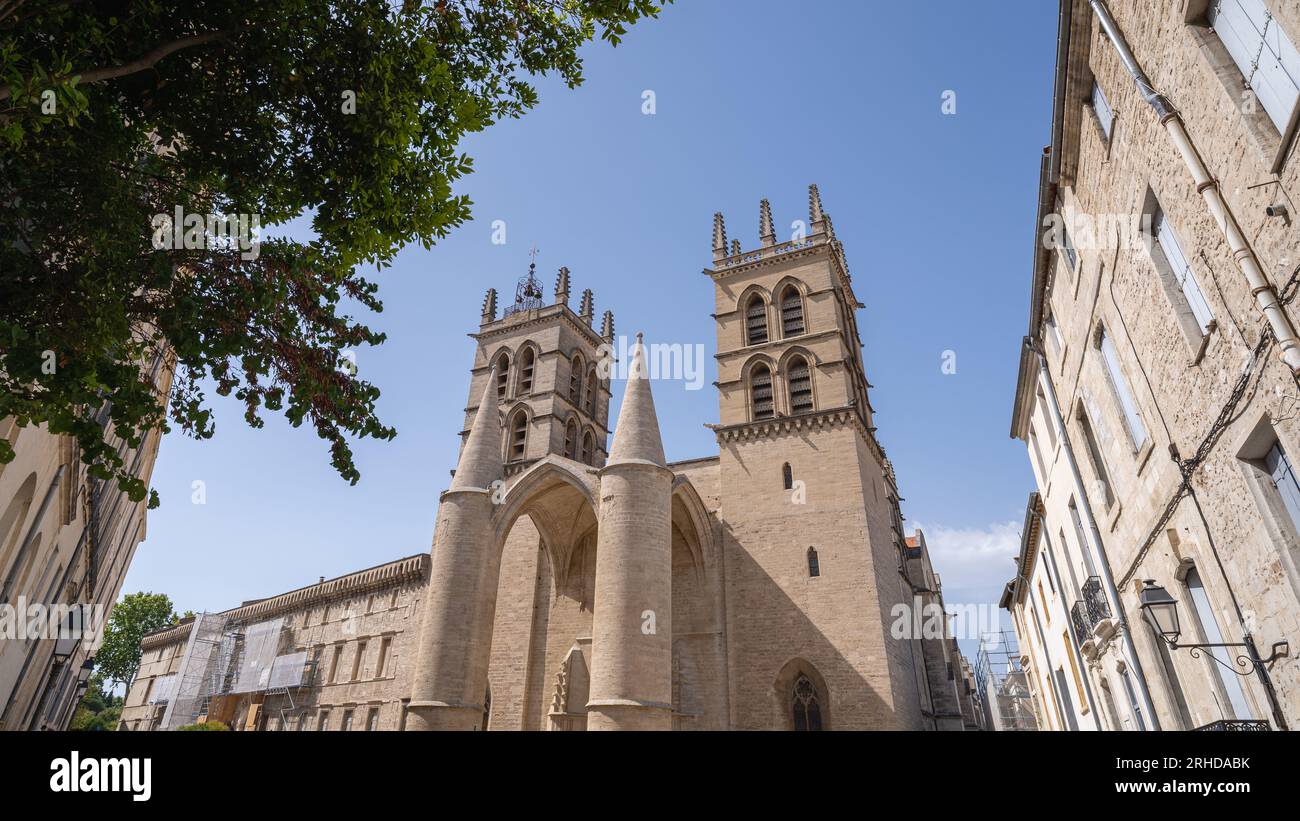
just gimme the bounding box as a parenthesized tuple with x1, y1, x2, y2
(0, 28, 234, 101)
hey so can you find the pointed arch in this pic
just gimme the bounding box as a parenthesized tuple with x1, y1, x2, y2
(491, 349, 512, 400)
(743, 292, 769, 346)
(670, 475, 714, 576)
(505, 405, 530, 462)
(584, 367, 598, 417)
(749, 362, 775, 421)
(563, 417, 579, 460)
(786, 355, 814, 415)
(806, 546, 820, 577)
(490, 456, 600, 592)
(774, 658, 831, 731)
(778, 282, 806, 337)
(569, 352, 585, 406)
(514, 343, 539, 397)
(580, 429, 595, 466)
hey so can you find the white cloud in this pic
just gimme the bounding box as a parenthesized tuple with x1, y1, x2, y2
(910, 519, 1021, 607)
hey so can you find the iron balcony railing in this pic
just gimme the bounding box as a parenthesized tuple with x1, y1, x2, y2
(1082, 576, 1111, 625)
(1194, 719, 1270, 731)
(1070, 600, 1089, 642)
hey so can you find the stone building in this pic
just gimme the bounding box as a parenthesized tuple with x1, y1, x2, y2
(1009, 0, 1300, 730)
(0, 347, 172, 730)
(118, 554, 430, 731)
(120, 186, 970, 730)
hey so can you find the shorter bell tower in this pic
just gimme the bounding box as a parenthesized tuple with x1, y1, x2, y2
(460, 253, 616, 474)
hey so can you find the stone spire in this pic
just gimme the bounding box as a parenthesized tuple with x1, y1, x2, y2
(579, 288, 594, 326)
(600, 310, 615, 344)
(449, 364, 503, 491)
(730, 239, 741, 256)
(808, 183, 825, 233)
(759, 198, 776, 247)
(555, 266, 571, 306)
(481, 288, 498, 324)
(712, 212, 728, 262)
(607, 333, 665, 467)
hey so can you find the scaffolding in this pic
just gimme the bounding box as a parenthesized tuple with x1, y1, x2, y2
(973, 630, 1038, 731)
(157, 612, 313, 730)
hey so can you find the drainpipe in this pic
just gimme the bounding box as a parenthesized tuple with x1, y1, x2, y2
(1089, 0, 1300, 372)
(1034, 352, 1161, 729)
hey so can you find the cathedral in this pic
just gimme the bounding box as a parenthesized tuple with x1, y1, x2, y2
(118, 186, 973, 732)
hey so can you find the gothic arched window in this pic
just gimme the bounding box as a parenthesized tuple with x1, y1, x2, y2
(750, 364, 774, 420)
(781, 286, 805, 337)
(564, 419, 578, 460)
(792, 674, 823, 731)
(807, 547, 820, 578)
(517, 347, 536, 396)
(787, 356, 813, 415)
(493, 352, 510, 400)
(782, 462, 793, 490)
(585, 368, 598, 416)
(570, 353, 584, 406)
(508, 409, 528, 462)
(581, 431, 595, 465)
(745, 295, 768, 346)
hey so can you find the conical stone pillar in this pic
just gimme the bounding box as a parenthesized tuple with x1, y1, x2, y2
(587, 334, 674, 730)
(407, 367, 504, 730)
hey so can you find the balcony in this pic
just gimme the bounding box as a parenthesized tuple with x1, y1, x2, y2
(1070, 600, 1089, 642)
(1082, 576, 1111, 624)
(1194, 720, 1271, 731)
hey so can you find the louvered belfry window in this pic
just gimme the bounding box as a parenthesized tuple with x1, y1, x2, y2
(751, 364, 774, 420)
(781, 287, 805, 337)
(745, 296, 768, 345)
(564, 420, 578, 460)
(788, 357, 813, 414)
(509, 410, 528, 461)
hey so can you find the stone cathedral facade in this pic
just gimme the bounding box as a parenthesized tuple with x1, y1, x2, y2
(119, 187, 970, 732)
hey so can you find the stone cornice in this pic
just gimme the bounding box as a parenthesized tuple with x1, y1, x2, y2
(139, 553, 431, 650)
(475, 303, 607, 349)
(703, 233, 859, 310)
(710, 405, 888, 464)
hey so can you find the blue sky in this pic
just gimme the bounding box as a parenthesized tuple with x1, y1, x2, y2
(121, 0, 1057, 658)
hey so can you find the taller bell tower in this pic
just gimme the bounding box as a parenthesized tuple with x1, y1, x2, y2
(460, 257, 616, 474)
(706, 186, 925, 730)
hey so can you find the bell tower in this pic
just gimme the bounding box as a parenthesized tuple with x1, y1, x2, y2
(459, 254, 616, 474)
(705, 186, 924, 730)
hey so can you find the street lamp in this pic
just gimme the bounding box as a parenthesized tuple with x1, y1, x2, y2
(1138, 580, 1181, 644)
(51, 607, 83, 664)
(1137, 579, 1290, 730)
(76, 657, 95, 688)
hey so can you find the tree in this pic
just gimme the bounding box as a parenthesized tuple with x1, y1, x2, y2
(69, 671, 124, 731)
(0, 1, 666, 504)
(95, 591, 178, 693)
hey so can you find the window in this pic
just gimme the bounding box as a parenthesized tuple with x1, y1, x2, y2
(1036, 387, 1057, 451)
(791, 674, 823, 731)
(376, 636, 392, 678)
(1076, 401, 1115, 509)
(1208, 0, 1300, 132)
(351, 640, 367, 681)
(782, 462, 793, 490)
(780, 286, 805, 337)
(494, 352, 510, 400)
(750, 364, 774, 420)
(1029, 425, 1047, 481)
(1091, 80, 1114, 139)
(744, 295, 768, 345)
(1068, 500, 1097, 579)
(1098, 329, 1148, 449)
(1037, 580, 1050, 623)
(517, 347, 535, 395)
(341, 709, 354, 731)
(328, 644, 343, 684)
(807, 547, 820, 578)
(1060, 223, 1078, 272)
(570, 354, 584, 405)
(564, 419, 578, 460)
(366, 708, 380, 731)
(1184, 567, 1254, 720)
(581, 431, 594, 466)
(1064, 632, 1089, 715)
(1150, 205, 1215, 336)
(508, 409, 528, 461)
(787, 357, 813, 414)
(585, 368, 597, 416)
(1045, 311, 1064, 353)
(1054, 667, 1080, 730)
(398, 700, 410, 731)
(317, 710, 330, 731)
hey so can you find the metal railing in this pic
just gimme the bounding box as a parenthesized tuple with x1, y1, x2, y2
(1194, 719, 1270, 731)
(1070, 600, 1089, 642)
